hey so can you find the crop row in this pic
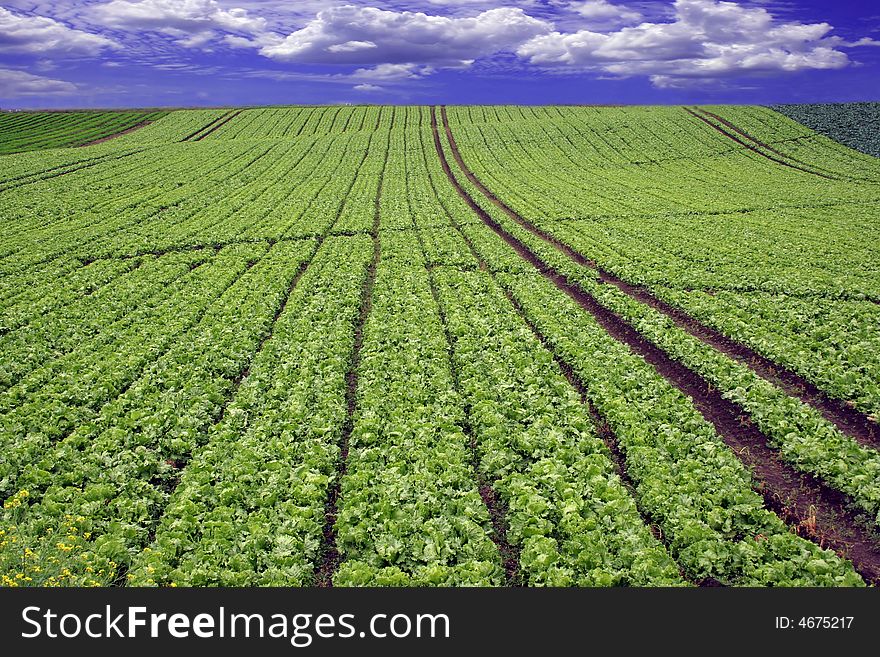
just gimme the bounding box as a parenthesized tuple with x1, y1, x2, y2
(205, 107, 377, 141)
(540, 212, 880, 418)
(417, 109, 687, 585)
(123, 110, 227, 144)
(0, 245, 263, 498)
(0, 123, 382, 274)
(719, 104, 880, 170)
(0, 257, 139, 332)
(441, 114, 880, 527)
(0, 142, 274, 273)
(333, 251, 504, 585)
(330, 114, 501, 585)
(449, 106, 872, 220)
(330, 109, 684, 586)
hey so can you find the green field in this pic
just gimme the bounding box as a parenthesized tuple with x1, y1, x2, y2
(0, 110, 169, 154)
(0, 105, 878, 588)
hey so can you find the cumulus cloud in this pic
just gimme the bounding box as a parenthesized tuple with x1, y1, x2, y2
(0, 67, 77, 96)
(260, 5, 552, 67)
(94, 0, 266, 33)
(3, 0, 876, 97)
(518, 0, 853, 85)
(328, 40, 377, 53)
(568, 1, 642, 25)
(92, 0, 265, 48)
(353, 83, 382, 92)
(0, 7, 119, 56)
(350, 62, 435, 80)
(842, 37, 880, 48)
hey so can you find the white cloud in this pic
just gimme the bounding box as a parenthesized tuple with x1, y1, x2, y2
(93, 0, 266, 48)
(4, 0, 875, 95)
(261, 5, 552, 67)
(0, 67, 77, 96)
(568, 1, 642, 25)
(350, 62, 434, 81)
(176, 31, 215, 48)
(353, 83, 382, 92)
(842, 37, 880, 48)
(518, 0, 853, 85)
(222, 32, 284, 50)
(328, 40, 377, 53)
(0, 7, 119, 56)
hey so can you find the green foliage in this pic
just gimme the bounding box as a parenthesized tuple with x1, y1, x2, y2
(0, 105, 875, 588)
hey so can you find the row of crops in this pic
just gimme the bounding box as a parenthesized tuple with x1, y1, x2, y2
(0, 104, 878, 587)
(0, 110, 168, 154)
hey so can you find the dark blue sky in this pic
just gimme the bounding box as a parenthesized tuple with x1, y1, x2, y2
(1, 1, 878, 108)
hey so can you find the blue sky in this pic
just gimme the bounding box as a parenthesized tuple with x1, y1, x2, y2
(0, 1, 878, 108)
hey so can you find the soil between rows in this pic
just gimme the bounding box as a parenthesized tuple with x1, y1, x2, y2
(314, 112, 392, 587)
(313, 226, 379, 588)
(419, 237, 522, 586)
(431, 104, 703, 584)
(433, 105, 880, 585)
(497, 283, 698, 585)
(179, 110, 236, 143)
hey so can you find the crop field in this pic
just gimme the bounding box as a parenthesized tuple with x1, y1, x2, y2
(0, 110, 169, 155)
(0, 104, 878, 588)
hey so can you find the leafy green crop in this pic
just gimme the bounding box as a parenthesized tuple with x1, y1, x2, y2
(0, 105, 875, 587)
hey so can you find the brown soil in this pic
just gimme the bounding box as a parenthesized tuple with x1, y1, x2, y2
(698, 109, 808, 161)
(424, 256, 522, 585)
(709, 106, 880, 185)
(233, 257, 310, 386)
(439, 106, 880, 450)
(498, 282, 697, 585)
(313, 233, 379, 587)
(607, 281, 880, 450)
(418, 115, 523, 585)
(432, 106, 880, 586)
